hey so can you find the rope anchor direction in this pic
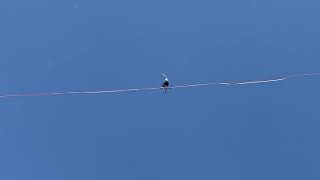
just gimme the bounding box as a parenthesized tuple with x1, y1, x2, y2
(0, 72, 320, 99)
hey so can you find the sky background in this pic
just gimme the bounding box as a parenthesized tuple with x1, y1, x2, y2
(1, 0, 320, 179)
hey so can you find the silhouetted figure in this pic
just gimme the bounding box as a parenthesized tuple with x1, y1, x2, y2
(161, 74, 170, 93)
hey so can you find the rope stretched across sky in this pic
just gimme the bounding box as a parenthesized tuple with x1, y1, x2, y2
(0, 72, 319, 98)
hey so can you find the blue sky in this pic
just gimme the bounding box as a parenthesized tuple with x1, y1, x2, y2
(1, 0, 320, 179)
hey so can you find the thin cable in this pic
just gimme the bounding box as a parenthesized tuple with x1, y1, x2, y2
(0, 72, 319, 98)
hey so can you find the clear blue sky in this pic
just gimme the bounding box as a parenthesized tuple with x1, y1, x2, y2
(1, 0, 320, 179)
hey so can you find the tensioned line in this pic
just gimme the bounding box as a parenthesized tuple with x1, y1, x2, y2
(0, 72, 319, 98)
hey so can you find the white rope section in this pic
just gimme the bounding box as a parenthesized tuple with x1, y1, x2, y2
(0, 72, 319, 98)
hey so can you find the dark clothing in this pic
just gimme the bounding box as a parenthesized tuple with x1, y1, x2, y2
(162, 81, 169, 88)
